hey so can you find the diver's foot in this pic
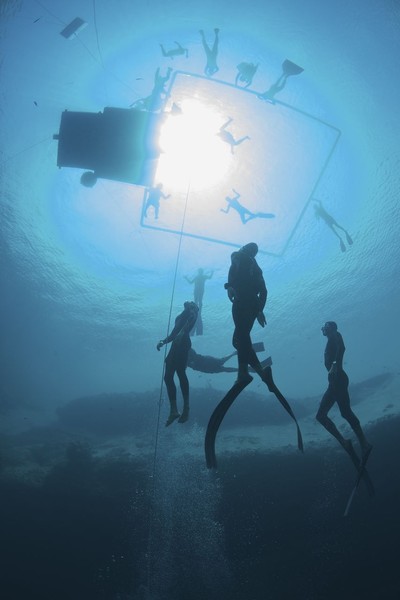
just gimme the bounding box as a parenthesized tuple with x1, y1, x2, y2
(165, 412, 180, 427)
(235, 373, 253, 385)
(178, 410, 189, 423)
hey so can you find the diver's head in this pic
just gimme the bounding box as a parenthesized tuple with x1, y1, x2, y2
(241, 242, 258, 258)
(80, 171, 97, 188)
(321, 321, 338, 336)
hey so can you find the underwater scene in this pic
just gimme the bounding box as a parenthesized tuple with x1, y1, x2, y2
(0, 0, 399, 598)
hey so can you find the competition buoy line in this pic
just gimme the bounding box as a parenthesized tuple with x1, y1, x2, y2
(145, 178, 192, 594)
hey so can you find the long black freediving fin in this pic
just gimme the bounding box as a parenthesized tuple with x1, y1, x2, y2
(205, 378, 252, 469)
(261, 366, 304, 453)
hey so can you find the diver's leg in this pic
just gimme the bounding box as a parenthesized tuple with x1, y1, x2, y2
(164, 363, 180, 426)
(337, 376, 371, 456)
(199, 30, 210, 54)
(334, 224, 353, 245)
(221, 118, 233, 131)
(177, 367, 190, 423)
(160, 44, 168, 57)
(211, 29, 219, 55)
(316, 389, 351, 450)
(329, 225, 346, 252)
(233, 136, 250, 146)
(232, 303, 255, 383)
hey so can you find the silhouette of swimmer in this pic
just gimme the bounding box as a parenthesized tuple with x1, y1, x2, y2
(258, 59, 304, 103)
(199, 28, 220, 76)
(235, 62, 258, 88)
(224, 243, 304, 450)
(188, 347, 272, 374)
(144, 183, 170, 219)
(316, 321, 372, 459)
(160, 41, 188, 59)
(221, 189, 275, 224)
(185, 268, 213, 335)
(157, 301, 199, 426)
(217, 117, 250, 153)
(225, 243, 268, 384)
(185, 268, 213, 310)
(313, 199, 353, 252)
(130, 67, 173, 112)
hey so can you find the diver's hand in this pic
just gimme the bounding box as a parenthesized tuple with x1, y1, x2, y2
(157, 340, 165, 351)
(226, 286, 235, 302)
(256, 311, 266, 327)
(329, 362, 338, 376)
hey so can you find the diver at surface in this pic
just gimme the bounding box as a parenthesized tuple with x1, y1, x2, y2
(199, 28, 220, 76)
(144, 183, 170, 219)
(316, 321, 372, 459)
(221, 189, 275, 224)
(235, 62, 258, 88)
(313, 199, 353, 252)
(130, 67, 173, 112)
(157, 301, 199, 426)
(258, 58, 304, 103)
(217, 117, 250, 153)
(160, 41, 188, 59)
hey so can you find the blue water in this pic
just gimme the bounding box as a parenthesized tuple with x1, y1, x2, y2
(0, 0, 399, 598)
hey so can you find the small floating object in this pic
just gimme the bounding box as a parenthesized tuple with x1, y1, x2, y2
(60, 17, 87, 39)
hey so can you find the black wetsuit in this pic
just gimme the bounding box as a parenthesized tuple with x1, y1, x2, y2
(226, 250, 267, 370)
(318, 332, 361, 429)
(164, 306, 198, 401)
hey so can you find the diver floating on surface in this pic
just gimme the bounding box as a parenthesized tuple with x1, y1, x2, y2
(160, 41, 188, 59)
(220, 189, 275, 224)
(258, 59, 304, 104)
(130, 67, 173, 112)
(199, 28, 220, 77)
(235, 62, 259, 88)
(144, 183, 171, 220)
(217, 118, 250, 154)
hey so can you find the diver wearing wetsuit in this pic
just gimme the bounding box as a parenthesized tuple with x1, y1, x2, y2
(316, 321, 372, 457)
(224, 242, 267, 383)
(157, 301, 199, 426)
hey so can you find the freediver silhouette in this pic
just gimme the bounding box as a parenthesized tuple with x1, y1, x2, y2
(235, 62, 258, 88)
(316, 321, 372, 459)
(188, 344, 270, 374)
(313, 199, 353, 252)
(144, 183, 170, 219)
(258, 59, 304, 103)
(157, 302, 199, 426)
(130, 67, 173, 111)
(217, 117, 250, 153)
(185, 268, 214, 335)
(204, 243, 303, 468)
(160, 41, 188, 59)
(220, 189, 275, 224)
(199, 28, 220, 76)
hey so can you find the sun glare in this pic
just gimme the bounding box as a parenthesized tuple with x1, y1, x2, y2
(155, 99, 232, 192)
